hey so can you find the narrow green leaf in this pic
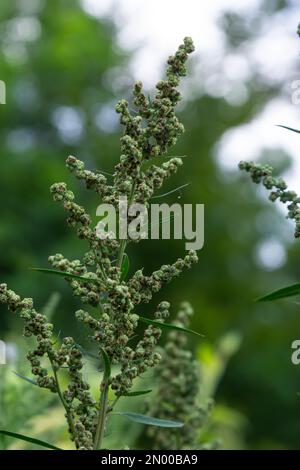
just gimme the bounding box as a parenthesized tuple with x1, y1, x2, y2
(138, 315, 204, 337)
(149, 155, 188, 162)
(151, 182, 190, 200)
(42, 292, 61, 320)
(122, 389, 152, 397)
(277, 125, 300, 135)
(94, 168, 114, 177)
(100, 348, 111, 379)
(257, 283, 300, 302)
(30, 268, 99, 284)
(13, 371, 37, 386)
(76, 344, 99, 361)
(121, 253, 130, 281)
(115, 412, 184, 428)
(145, 213, 176, 232)
(0, 430, 62, 450)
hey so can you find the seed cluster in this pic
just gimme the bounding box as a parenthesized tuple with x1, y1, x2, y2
(0, 38, 198, 450)
(239, 161, 300, 237)
(113, 36, 194, 204)
(147, 302, 211, 450)
(129, 252, 198, 305)
(0, 284, 96, 449)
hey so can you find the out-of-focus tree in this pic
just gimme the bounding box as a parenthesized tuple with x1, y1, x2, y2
(0, 0, 126, 332)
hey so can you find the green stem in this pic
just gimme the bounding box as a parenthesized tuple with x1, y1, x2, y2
(93, 248, 106, 281)
(117, 181, 137, 270)
(111, 395, 120, 410)
(49, 356, 76, 441)
(93, 379, 110, 450)
(117, 239, 127, 270)
(95, 175, 139, 448)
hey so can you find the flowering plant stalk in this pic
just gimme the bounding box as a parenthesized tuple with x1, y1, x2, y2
(239, 126, 300, 302)
(239, 159, 300, 238)
(147, 302, 212, 450)
(0, 38, 200, 450)
(238, 25, 300, 304)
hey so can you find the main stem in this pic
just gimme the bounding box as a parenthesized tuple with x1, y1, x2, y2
(49, 356, 76, 442)
(94, 176, 139, 449)
(117, 180, 137, 270)
(93, 379, 109, 450)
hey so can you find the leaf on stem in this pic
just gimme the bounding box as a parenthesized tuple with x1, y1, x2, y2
(76, 344, 99, 360)
(13, 371, 37, 386)
(277, 125, 300, 135)
(145, 213, 176, 232)
(151, 182, 190, 200)
(30, 268, 100, 284)
(122, 389, 152, 397)
(121, 253, 130, 281)
(0, 430, 62, 450)
(115, 412, 184, 428)
(100, 348, 111, 379)
(42, 292, 61, 320)
(257, 283, 300, 302)
(137, 315, 204, 337)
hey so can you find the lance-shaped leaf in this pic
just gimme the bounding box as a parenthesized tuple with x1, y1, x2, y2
(257, 283, 300, 302)
(0, 430, 62, 450)
(121, 254, 130, 281)
(137, 315, 203, 337)
(115, 412, 184, 428)
(277, 125, 300, 135)
(100, 348, 111, 379)
(145, 213, 176, 233)
(13, 371, 37, 386)
(30, 268, 100, 284)
(122, 389, 152, 397)
(142, 155, 188, 170)
(42, 292, 61, 320)
(151, 182, 190, 200)
(76, 344, 99, 361)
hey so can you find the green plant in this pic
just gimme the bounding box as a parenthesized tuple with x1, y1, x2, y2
(0, 38, 201, 450)
(239, 157, 300, 238)
(0, 294, 62, 450)
(239, 139, 300, 302)
(144, 307, 242, 450)
(0, 356, 53, 450)
(146, 302, 212, 450)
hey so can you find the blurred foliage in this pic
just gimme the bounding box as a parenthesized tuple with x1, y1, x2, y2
(197, 331, 247, 450)
(1, 0, 300, 450)
(0, 356, 58, 449)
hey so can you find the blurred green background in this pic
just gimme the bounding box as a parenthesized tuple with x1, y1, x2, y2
(1, 0, 300, 450)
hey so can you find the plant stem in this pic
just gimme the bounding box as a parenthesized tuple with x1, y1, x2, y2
(117, 239, 127, 270)
(49, 356, 76, 441)
(95, 177, 139, 448)
(111, 395, 120, 410)
(117, 181, 137, 270)
(93, 379, 109, 450)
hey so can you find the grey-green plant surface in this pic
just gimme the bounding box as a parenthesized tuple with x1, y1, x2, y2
(0, 38, 199, 450)
(146, 302, 213, 450)
(239, 160, 300, 238)
(239, 124, 300, 304)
